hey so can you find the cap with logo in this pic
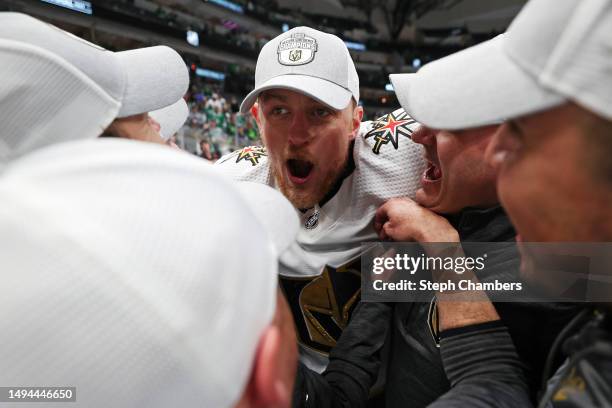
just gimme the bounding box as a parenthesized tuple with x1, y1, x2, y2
(0, 138, 298, 408)
(240, 26, 359, 113)
(389, 0, 612, 130)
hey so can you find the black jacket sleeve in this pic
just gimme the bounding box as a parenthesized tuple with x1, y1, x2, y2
(292, 301, 392, 408)
(429, 321, 533, 408)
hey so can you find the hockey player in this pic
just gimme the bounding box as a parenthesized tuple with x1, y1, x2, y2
(215, 26, 425, 371)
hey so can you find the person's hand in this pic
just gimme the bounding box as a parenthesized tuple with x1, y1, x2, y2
(374, 197, 459, 243)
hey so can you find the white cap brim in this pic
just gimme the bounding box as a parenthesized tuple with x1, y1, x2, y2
(390, 36, 565, 130)
(240, 74, 353, 114)
(149, 98, 189, 141)
(231, 181, 298, 256)
(115, 46, 189, 118)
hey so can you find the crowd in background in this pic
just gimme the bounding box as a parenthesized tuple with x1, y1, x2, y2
(181, 78, 261, 160)
(177, 77, 389, 160)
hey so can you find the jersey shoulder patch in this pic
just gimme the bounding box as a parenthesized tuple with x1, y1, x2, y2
(353, 108, 426, 204)
(361, 108, 418, 155)
(216, 145, 268, 167)
(215, 145, 272, 184)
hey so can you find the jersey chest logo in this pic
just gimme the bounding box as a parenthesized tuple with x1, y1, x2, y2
(304, 211, 320, 229)
(279, 258, 361, 354)
(365, 110, 416, 154)
(235, 146, 267, 166)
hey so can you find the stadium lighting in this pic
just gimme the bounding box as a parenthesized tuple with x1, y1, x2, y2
(40, 0, 93, 15)
(207, 0, 244, 14)
(344, 41, 366, 51)
(385, 83, 394, 92)
(412, 58, 422, 69)
(186, 30, 200, 47)
(195, 68, 226, 81)
(282, 23, 289, 32)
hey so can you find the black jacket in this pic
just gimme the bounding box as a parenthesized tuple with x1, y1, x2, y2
(538, 309, 612, 408)
(293, 206, 579, 408)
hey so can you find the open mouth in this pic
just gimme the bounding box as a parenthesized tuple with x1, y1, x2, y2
(424, 160, 442, 182)
(286, 159, 314, 184)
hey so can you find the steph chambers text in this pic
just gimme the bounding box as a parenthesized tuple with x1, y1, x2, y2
(372, 279, 523, 292)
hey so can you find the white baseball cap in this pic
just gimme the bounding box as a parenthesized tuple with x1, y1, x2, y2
(149, 98, 190, 141)
(0, 12, 189, 118)
(240, 26, 359, 113)
(389, 0, 612, 130)
(0, 138, 298, 408)
(0, 38, 120, 164)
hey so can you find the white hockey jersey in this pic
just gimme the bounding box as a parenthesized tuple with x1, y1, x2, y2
(215, 108, 426, 371)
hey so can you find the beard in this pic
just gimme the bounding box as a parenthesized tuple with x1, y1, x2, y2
(270, 149, 349, 210)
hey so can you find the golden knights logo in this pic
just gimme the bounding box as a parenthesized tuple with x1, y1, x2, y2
(365, 109, 416, 154)
(278, 33, 318, 66)
(235, 146, 267, 166)
(279, 258, 361, 354)
(289, 49, 302, 62)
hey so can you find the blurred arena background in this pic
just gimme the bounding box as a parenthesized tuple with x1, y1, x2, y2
(3, 0, 525, 159)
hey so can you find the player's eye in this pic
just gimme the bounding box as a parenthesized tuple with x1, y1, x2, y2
(270, 106, 289, 116)
(313, 107, 332, 118)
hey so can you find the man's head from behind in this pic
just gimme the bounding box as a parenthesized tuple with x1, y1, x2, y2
(241, 27, 362, 209)
(0, 12, 188, 161)
(237, 290, 297, 408)
(0, 139, 299, 408)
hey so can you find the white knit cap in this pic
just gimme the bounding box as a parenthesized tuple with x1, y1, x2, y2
(0, 138, 298, 408)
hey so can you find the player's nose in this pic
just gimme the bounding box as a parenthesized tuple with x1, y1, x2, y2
(287, 112, 313, 146)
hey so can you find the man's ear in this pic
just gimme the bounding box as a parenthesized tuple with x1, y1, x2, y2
(251, 103, 261, 127)
(248, 325, 292, 407)
(251, 102, 267, 145)
(350, 104, 364, 141)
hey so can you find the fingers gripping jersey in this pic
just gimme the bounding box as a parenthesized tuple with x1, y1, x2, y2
(215, 108, 426, 371)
